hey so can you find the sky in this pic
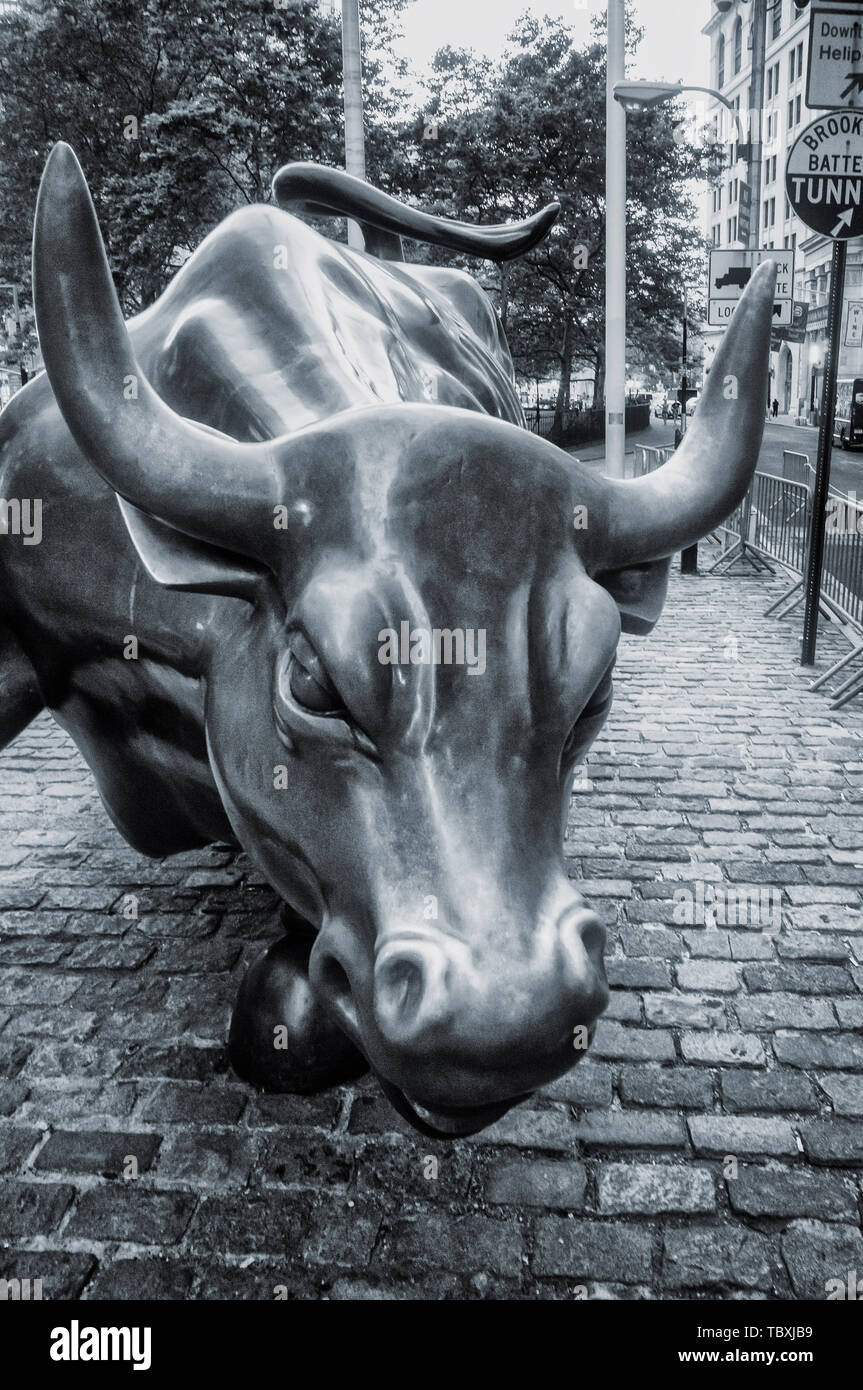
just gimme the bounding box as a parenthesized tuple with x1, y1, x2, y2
(396, 0, 710, 86)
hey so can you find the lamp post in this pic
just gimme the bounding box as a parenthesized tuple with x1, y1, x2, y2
(609, 81, 736, 487)
(614, 81, 734, 571)
(605, 0, 627, 479)
(341, 0, 365, 250)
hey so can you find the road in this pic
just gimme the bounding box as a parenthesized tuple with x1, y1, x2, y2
(575, 417, 863, 500)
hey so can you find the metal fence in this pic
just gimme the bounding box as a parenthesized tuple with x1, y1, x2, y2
(632, 444, 673, 476)
(525, 407, 557, 438)
(632, 442, 863, 704)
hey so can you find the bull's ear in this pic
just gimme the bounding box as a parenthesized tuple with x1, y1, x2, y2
(595, 556, 671, 635)
(117, 498, 267, 600)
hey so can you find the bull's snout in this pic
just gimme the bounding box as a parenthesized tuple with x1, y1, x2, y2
(309, 900, 608, 1126)
(372, 907, 606, 1053)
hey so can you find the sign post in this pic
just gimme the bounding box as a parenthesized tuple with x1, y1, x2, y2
(801, 239, 846, 666)
(786, 109, 862, 665)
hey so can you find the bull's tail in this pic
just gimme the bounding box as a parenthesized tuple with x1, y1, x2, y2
(271, 161, 559, 263)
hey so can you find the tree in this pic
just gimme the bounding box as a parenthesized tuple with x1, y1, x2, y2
(390, 11, 715, 432)
(0, 0, 412, 318)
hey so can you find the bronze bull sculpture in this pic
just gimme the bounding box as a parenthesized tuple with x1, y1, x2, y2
(0, 144, 775, 1136)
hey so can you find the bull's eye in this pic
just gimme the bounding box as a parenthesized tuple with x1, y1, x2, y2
(280, 631, 346, 717)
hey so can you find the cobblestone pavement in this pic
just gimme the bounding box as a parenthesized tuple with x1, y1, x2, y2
(1, 549, 862, 1301)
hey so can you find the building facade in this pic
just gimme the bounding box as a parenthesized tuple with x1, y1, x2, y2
(702, 0, 863, 422)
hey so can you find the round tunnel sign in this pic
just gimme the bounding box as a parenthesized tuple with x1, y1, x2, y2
(786, 111, 863, 240)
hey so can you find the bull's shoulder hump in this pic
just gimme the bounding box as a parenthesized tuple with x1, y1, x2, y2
(155, 203, 318, 302)
(392, 263, 502, 348)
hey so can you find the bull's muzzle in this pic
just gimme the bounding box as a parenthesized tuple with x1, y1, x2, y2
(310, 899, 608, 1131)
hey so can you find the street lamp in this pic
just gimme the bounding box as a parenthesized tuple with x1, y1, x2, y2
(612, 81, 733, 573)
(605, 79, 733, 444)
(613, 80, 736, 115)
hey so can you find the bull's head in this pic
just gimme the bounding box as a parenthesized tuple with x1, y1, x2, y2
(33, 144, 775, 1136)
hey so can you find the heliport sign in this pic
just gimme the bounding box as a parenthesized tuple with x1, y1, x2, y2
(806, 4, 863, 110)
(786, 110, 863, 239)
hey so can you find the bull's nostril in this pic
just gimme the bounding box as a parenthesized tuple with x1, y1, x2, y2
(374, 940, 451, 1045)
(312, 949, 361, 1037)
(378, 956, 424, 1018)
(319, 954, 352, 1009)
(559, 908, 607, 990)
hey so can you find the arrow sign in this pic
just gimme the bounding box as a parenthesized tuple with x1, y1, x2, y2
(841, 72, 863, 101)
(786, 112, 863, 241)
(807, 5, 863, 111)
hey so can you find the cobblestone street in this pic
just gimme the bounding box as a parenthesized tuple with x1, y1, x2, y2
(1, 549, 862, 1301)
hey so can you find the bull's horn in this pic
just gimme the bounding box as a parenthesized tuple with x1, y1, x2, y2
(33, 143, 280, 555)
(599, 260, 777, 567)
(272, 162, 560, 263)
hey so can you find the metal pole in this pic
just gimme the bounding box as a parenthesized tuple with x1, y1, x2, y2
(801, 237, 846, 667)
(747, 0, 767, 251)
(680, 284, 698, 573)
(341, 0, 365, 251)
(605, 0, 626, 478)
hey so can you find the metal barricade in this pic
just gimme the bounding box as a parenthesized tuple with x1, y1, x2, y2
(632, 444, 671, 478)
(781, 450, 812, 488)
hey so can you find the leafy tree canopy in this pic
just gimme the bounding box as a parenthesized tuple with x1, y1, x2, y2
(388, 10, 716, 410)
(0, 0, 411, 314)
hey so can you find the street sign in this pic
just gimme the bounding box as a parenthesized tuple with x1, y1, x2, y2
(738, 181, 752, 242)
(846, 299, 863, 343)
(807, 4, 863, 110)
(772, 301, 810, 345)
(786, 111, 863, 238)
(707, 249, 794, 328)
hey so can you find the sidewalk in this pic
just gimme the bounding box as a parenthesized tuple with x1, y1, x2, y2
(0, 546, 861, 1299)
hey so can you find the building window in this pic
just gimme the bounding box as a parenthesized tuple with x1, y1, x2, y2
(789, 47, 796, 82)
(768, 66, 774, 100)
(796, 94, 802, 124)
(788, 98, 794, 129)
(717, 34, 726, 89)
(734, 17, 743, 75)
(772, 1, 782, 40)
(796, 42, 803, 77)
(713, 225, 721, 246)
